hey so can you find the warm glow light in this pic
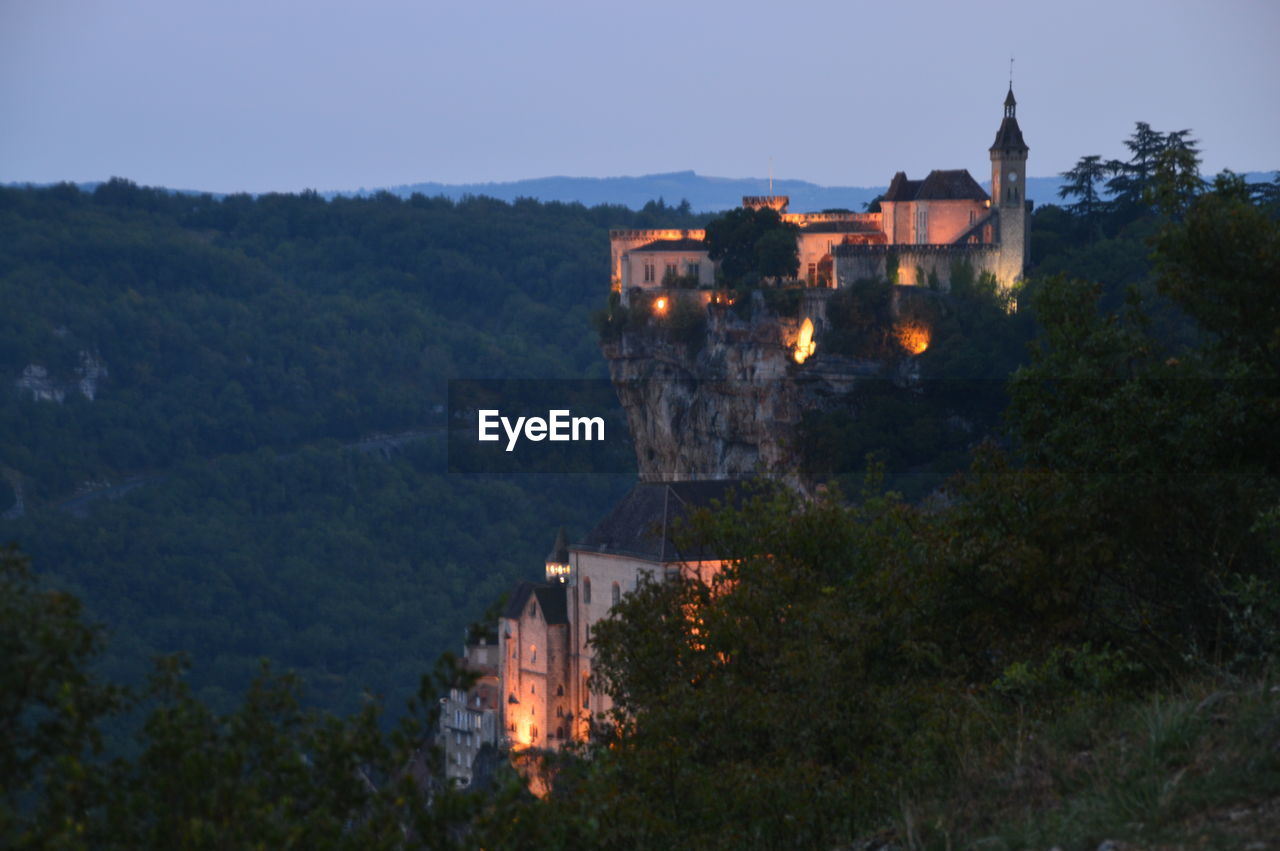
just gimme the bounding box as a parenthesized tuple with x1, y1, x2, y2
(896, 322, 930, 355)
(654, 297, 667, 313)
(793, 318, 816, 364)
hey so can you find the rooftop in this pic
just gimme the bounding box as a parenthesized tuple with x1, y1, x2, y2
(575, 479, 753, 562)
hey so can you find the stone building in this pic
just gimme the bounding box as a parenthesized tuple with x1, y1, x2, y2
(498, 482, 739, 748)
(609, 87, 1030, 297)
(437, 638, 500, 786)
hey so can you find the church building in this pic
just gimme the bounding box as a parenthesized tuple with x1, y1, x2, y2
(498, 481, 740, 751)
(609, 87, 1031, 296)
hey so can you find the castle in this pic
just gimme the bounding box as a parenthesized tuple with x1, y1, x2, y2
(609, 86, 1029, 296)
(442, 87, 1031, 777)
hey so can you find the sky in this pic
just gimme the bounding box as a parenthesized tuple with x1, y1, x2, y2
(2, 0, 1277, 194)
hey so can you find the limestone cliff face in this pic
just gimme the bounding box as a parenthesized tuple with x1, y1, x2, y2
(601, 292, 887, 490)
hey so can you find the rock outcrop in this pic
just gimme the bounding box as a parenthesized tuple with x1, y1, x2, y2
(602, 291, 892, 491)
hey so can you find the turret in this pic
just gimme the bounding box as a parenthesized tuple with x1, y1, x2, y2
(989, 85, 1029, 207)
(989, 85, 1030, 290)
(545, 526, 571, 583)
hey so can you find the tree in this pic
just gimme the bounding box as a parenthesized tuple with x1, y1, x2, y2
(1105, 121, 1167, 208)
(1, 546, 121, 848)
(1058, 154, 1110, 226)
(1147, 129, 1204, 217)
(703, 206, 799, 284)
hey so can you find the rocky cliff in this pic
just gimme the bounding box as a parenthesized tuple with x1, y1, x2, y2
(601, 291, 901, 491)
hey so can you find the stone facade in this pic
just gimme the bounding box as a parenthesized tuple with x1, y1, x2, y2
(609, 87, 1030, 296)
(438, 639, 500, 787)
(498, 485, 736, 749)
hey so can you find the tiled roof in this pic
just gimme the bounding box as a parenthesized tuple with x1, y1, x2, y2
(546, 526, 569, 564)
(575, 479, 752, 562)
(883, 172, 923, 202)
(883, 169, 989, 203)
(990, 116, 1027, 152)
(502, 580, 568, 626)
(915, 169, 990, 201)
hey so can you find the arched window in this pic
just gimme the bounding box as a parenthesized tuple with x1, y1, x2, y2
(530, 645, 536, 664)
(583, 578, 592, 604)
(611, 582, 620, 606)
(556, 705, 563, 717)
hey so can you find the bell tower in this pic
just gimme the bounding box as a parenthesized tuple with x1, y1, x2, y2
(989, 85, 1030, 288)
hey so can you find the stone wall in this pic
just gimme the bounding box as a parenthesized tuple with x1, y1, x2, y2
(833, 243, 1006, 289)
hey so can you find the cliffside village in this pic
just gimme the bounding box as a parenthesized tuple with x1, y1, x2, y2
(438, 87, 1031, 786)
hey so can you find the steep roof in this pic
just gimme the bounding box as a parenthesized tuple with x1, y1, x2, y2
(991, 116, 1027, 152)
(883, 169, 989, 203)
(916, 169, 990, 201)
(631, 237, 707, 253)
(883, 172, 923, 203)
(575, 479, 750, 562)
(502, 580, 568, 626)
(546, 526, 569, 564)
(502, 581, 538, 620)
(534, 584, 568, 625)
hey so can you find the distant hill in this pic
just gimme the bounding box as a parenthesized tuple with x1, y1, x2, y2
(348, 171, 885, 214)
(8, 171, 1276, 214)
(328, 170, 1277, 213)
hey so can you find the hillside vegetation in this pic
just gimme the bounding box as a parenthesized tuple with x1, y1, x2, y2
(0, 182, 709, 714)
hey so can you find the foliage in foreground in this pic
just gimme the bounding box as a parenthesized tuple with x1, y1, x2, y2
(6, 169, 1280, 848)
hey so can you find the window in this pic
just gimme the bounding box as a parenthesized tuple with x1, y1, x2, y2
(643, 263, 655, 283)
(915, 208, 928, 244)
(665, 263, 678, 280)
(583, 675, 590, 708)
(530, 645, 536, 664)
(969, 210, 976, 225)
(807, 263, 816, 284)
(686, 262, 699, 279)
(557, 684, 564, 696)
(611, 582, 620, 606)
(528, 600, 536, 617)
(583, 578, 592, 604)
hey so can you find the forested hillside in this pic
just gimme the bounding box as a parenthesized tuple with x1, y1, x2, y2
(0, 182, 703, 714)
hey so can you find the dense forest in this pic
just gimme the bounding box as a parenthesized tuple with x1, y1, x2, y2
(0, 182, 707, 714)
(4, 122, 1280, 847)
